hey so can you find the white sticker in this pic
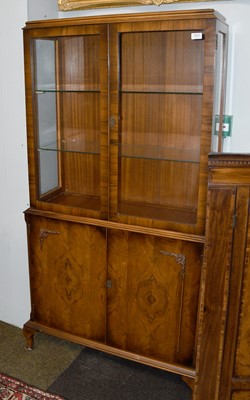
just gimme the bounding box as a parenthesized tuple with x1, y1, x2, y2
(191, 32, 203, 40)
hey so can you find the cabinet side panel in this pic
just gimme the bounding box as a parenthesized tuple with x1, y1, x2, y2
(194, 187, 236, 400)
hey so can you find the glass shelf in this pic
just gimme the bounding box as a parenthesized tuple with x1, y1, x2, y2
(35, 84, 100, 93)
(120, 144, 200, 163)
(121, 84, 203, 95)
(38, 138, 100, 154)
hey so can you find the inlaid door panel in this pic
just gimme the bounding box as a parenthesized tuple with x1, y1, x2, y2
(26, 215, 107, 341)
(107, 229, 202, 365)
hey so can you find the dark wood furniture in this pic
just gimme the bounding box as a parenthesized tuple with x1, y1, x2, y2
(23, 10, 237, 399)
(194, 154, 250, 400)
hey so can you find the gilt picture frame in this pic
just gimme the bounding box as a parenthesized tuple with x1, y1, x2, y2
(58, 0, 217, 12)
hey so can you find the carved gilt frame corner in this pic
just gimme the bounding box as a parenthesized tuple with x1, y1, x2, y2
(58, 0, 216, 12)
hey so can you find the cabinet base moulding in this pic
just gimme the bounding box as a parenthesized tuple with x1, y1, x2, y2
(23, 320, 196, 380)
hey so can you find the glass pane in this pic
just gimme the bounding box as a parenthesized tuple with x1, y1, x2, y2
(33, 35, 101, 211)
(118, 31, 204, 225)
(35, 39, 56, 90)
(35, 41, 58, 196)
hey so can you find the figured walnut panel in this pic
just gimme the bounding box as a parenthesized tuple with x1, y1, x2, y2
(27, 215, 107, 341)
(107, 229, 202, 365)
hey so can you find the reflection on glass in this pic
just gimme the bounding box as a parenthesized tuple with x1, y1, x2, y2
(35, 41, 58, 196)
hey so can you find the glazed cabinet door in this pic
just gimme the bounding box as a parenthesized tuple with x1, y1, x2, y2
(23, 24, 109, 219)
(109, 18, 227, 235)
(25, 214, 107, 341)
(107, 229, 203, 367)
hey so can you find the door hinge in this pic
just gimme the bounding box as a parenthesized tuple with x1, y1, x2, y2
(232, 214, 237, 228)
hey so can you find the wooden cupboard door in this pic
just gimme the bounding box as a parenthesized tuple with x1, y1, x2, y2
(107, 229, 202, 365)
(26, 215, 107, 341)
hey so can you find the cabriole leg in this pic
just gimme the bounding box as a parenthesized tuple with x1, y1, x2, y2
(23, 325, 38, 350)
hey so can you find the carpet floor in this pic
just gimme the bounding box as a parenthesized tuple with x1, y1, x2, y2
(49, 347, 192, 400)
(0, 321, 82, 390)
(0, 321, 192, 399)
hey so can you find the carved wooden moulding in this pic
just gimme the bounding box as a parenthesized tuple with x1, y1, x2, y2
(58, 0, 217, 11)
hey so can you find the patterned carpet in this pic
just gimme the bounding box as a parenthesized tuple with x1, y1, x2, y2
(0, 373, 64, 400)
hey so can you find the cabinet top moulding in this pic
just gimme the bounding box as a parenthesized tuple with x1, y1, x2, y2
(208, 153, 250, 168)
(208, 153, 250, 186)
(23, 8, 226, 29)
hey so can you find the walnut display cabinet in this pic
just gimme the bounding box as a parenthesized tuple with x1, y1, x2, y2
(23, 9, 228, 399)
